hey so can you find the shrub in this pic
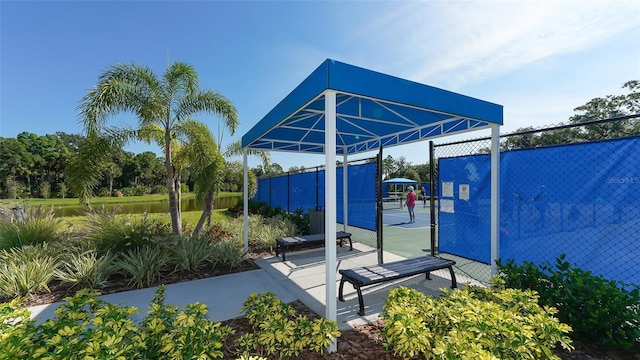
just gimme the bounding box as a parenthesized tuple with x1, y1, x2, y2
(0, 286, 234, 360)
(0, 245, 58, 299)
(238, 291, 340, 358)
(497, 254, 640, 348)
(113, 245, 171, 289)
(213, 239, 247, 269)
(238, 199, 309, 235)
(138, 285, 234, 359)
(382, 286, 573, 359)
(163, 235, 218, 272)
(79, 208, 171, 255)
(0, 205, 63, 251)
(0, 299, 37, 359)
(220, 214, 299, 252)
(53, 250, 117, 289)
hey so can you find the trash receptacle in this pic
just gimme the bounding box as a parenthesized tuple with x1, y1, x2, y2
(309, 210, 325, 234)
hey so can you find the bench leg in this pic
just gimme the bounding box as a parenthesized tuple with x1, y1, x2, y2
(426, 268, 457, 288)
(338, 277, 346, 302)
(338, 278, 366, 316)
(354, 284, 365, 316)
(281, 247, 286, 262)
(348, 237, 353, 251)
(447, 266, 457, 288)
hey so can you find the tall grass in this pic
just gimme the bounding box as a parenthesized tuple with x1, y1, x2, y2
(0, 205, 65, 251)
(78, 208, 172, 255)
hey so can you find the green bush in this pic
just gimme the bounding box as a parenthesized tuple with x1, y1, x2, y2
(0, 205, 63, 251)
(220, 214, 299, 252)
(497, 254, 640, 348)
(243, 199, 310, 235)
(238, 291, 340, 358)
(53, 250, 117, 289)
(0, 286, 234, 360)
(79, 208, 171, 255)
(382, 286, 573, 359)
(138, 285, 234, 359)
(213, 239, 248, 269)
(0, 245, 58, 299)
(164, 235, 218, 272)
(113, 245, 171, 289)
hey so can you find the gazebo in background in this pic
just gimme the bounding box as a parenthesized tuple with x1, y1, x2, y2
(383, 177, 418, 208)
(241, 59, 503, 352)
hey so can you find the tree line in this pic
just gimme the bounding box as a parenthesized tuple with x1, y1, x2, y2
(0, 131, 262, 201)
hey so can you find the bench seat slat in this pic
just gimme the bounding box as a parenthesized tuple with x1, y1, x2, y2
(338, 255, 457, 316)
(339, 256, 454, 286)
(275, 231, 352, 261)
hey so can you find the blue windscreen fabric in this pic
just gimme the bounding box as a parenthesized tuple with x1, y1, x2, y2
(289, 171, 318, 211)
(337, 162, 376, 230)
(253, 161, 376, 231)
(438, 136, 640, 284)
(438, 154, 492, 264)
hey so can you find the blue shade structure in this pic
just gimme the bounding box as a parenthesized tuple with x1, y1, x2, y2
(241, 59, 503, 349)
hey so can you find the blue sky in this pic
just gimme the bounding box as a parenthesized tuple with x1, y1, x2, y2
(1, 1, 639, 170)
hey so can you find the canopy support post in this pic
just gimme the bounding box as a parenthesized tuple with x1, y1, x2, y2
(324, 90, 338, 353)
(243, 149, 249, 252)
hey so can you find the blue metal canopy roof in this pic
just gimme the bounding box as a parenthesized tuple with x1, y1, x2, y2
(242, 59, 503, 155)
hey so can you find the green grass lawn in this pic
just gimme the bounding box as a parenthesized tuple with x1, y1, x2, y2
(1, 194, 238, 229)
(2, 192, 241, 207)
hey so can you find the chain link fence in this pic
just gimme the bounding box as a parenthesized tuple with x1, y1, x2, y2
(433, 115, 640, 285)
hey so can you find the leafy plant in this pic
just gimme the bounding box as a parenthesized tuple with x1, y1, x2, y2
(138, 285, 234, 359)
(0, 245, 58, 299)
(113, 245, 170, 288)
(382, 286, 573, 359)
(163, 235, 218, 273)
(497, 254, 640, 348)
(0, 286, 235, 360)
(0, 205, 64, 251)
(0, 299, 37, 359)
(213, 239, 248, 269)
(53, 250, 117, 289)
(238, 291, 340, 358)
(221, 214, 299, 252)
(79, 207, 171, 255)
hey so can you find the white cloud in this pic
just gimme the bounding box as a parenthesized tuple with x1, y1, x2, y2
(352, 1, 639, 89)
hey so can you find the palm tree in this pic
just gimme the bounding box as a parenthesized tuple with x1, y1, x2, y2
(177, 120, 224, 236)
(77, 61, 238, 235)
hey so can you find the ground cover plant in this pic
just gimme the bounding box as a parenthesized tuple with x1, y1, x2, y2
(0, 203, 298, 306)
(498, 255, 640, 350)
(0, 287, 340, 360)
(382, 285, 573, 359)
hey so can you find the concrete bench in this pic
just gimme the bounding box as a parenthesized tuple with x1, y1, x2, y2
(275, 231, 353, 261)
(338, 255, 457, 315)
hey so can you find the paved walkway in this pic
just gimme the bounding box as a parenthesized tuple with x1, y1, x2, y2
(29, 243, 461, 331)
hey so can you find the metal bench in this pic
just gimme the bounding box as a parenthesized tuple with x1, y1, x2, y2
(275, 231, 353, 261)
(338, 255, 457, 315)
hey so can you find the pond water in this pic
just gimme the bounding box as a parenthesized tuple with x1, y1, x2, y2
(52, 195, 242, 217)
